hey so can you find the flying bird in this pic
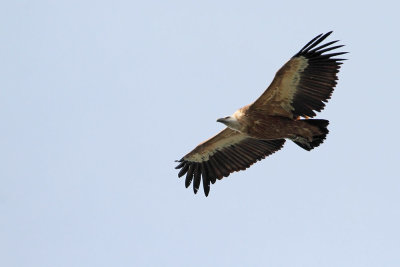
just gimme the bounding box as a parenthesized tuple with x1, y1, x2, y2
(175, 31, 346, 196)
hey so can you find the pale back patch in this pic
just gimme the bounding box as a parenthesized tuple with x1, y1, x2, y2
(276, 56, 309, 113)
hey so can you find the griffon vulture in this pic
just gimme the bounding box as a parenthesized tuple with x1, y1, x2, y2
(175, 31, 346, 196)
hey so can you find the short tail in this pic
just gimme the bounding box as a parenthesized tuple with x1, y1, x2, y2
(292, 119, 329, 151)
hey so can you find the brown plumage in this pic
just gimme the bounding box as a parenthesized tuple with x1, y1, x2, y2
(175, 31, 347, 196)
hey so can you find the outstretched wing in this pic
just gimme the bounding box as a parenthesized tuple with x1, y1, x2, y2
(175, 128, 285, 196)
(250, 31, 347, 119)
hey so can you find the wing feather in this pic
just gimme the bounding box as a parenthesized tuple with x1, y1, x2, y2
(193, 164, 201, 194)
(175, 128, 285, 196)
(201, 163, 211, 196)
(178, 163, 189, 178)
(251, 31, 347, 119)
(185, 163, 196, 188)
(207, 160, 220, 183)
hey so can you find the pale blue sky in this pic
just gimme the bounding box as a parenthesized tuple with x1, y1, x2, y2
(1, 1, 399, 266)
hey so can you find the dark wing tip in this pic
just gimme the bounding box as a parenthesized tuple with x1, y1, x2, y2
(175, 159, 212, 196)
(185, 163, 196, 188)
(178, 162, 189, 177)
(175, 161, 185, 169)
(295, 31, 343, 58)
(290, 32, 347, 119)
(193, 164, 201, 194)
(201, 163, 210, 197)
(297, 33, 323, 54)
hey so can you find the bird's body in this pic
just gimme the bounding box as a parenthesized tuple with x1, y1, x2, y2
(175, 32, 347, 196)
(219, 105, 323, 140)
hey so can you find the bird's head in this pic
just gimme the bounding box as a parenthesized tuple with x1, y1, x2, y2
(217, 116, 241, 131)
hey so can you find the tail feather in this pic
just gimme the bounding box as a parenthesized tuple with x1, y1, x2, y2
(293, 119, 329, 151)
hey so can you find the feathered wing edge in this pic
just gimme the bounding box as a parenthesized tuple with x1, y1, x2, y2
(290, 31, 348, 118)
(175, 138, 285, 196)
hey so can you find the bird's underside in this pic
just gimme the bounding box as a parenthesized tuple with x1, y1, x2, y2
(175, 31, 347, 196)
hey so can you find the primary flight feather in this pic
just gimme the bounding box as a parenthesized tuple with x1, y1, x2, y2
(175, 31, 347, 196)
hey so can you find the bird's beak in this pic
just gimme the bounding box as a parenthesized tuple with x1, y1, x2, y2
(217, 118, 226, 123)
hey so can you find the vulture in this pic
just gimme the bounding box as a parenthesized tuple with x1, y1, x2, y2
(175, 31, 347, 196)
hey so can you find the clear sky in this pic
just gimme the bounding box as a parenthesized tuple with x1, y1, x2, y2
(1, 1, 399, 266)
